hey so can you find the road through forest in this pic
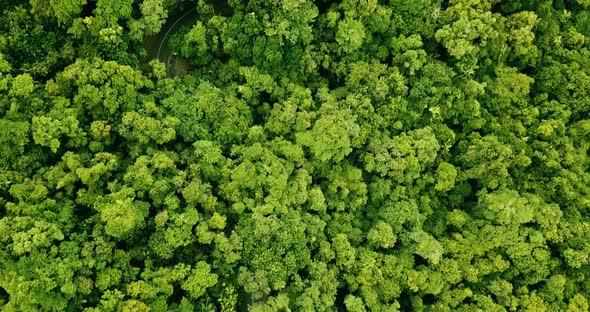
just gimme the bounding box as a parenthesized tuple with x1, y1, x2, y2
(144, 1, 232, 74)
(144, 7, 199, 70)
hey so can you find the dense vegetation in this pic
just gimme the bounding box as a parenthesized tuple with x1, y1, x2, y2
(1, 0, 590, 310)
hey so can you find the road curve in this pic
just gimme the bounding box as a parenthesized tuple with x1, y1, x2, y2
(145, 7, 199, 65)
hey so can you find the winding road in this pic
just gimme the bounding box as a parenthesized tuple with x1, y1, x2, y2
(144, 1, 232, 75)
(144, 7, 199, 72)
(144, 0, 232, 72)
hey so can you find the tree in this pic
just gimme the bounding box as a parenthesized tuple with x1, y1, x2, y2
(1, 0, 590, 310)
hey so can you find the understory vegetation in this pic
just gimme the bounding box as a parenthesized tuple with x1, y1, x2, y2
(1, 0, 590, 310)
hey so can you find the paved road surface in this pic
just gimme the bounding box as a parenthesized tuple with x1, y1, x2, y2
(145, 7, 199, 66)
(144, 1, 233, 75)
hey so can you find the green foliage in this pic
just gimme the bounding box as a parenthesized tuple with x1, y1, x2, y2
(336, 18, 366, 53)
(9, 73, 34, 97)
(296, 103, 360, 163)
(50, 0, 86, 25)
(96, 192, 150, 239)
(181, 261, 218, 299)
(128, 0, 168, 40)
(1, 0, 590, 311)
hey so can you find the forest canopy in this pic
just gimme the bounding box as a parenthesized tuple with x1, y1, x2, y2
(1, 0, 590, 311)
